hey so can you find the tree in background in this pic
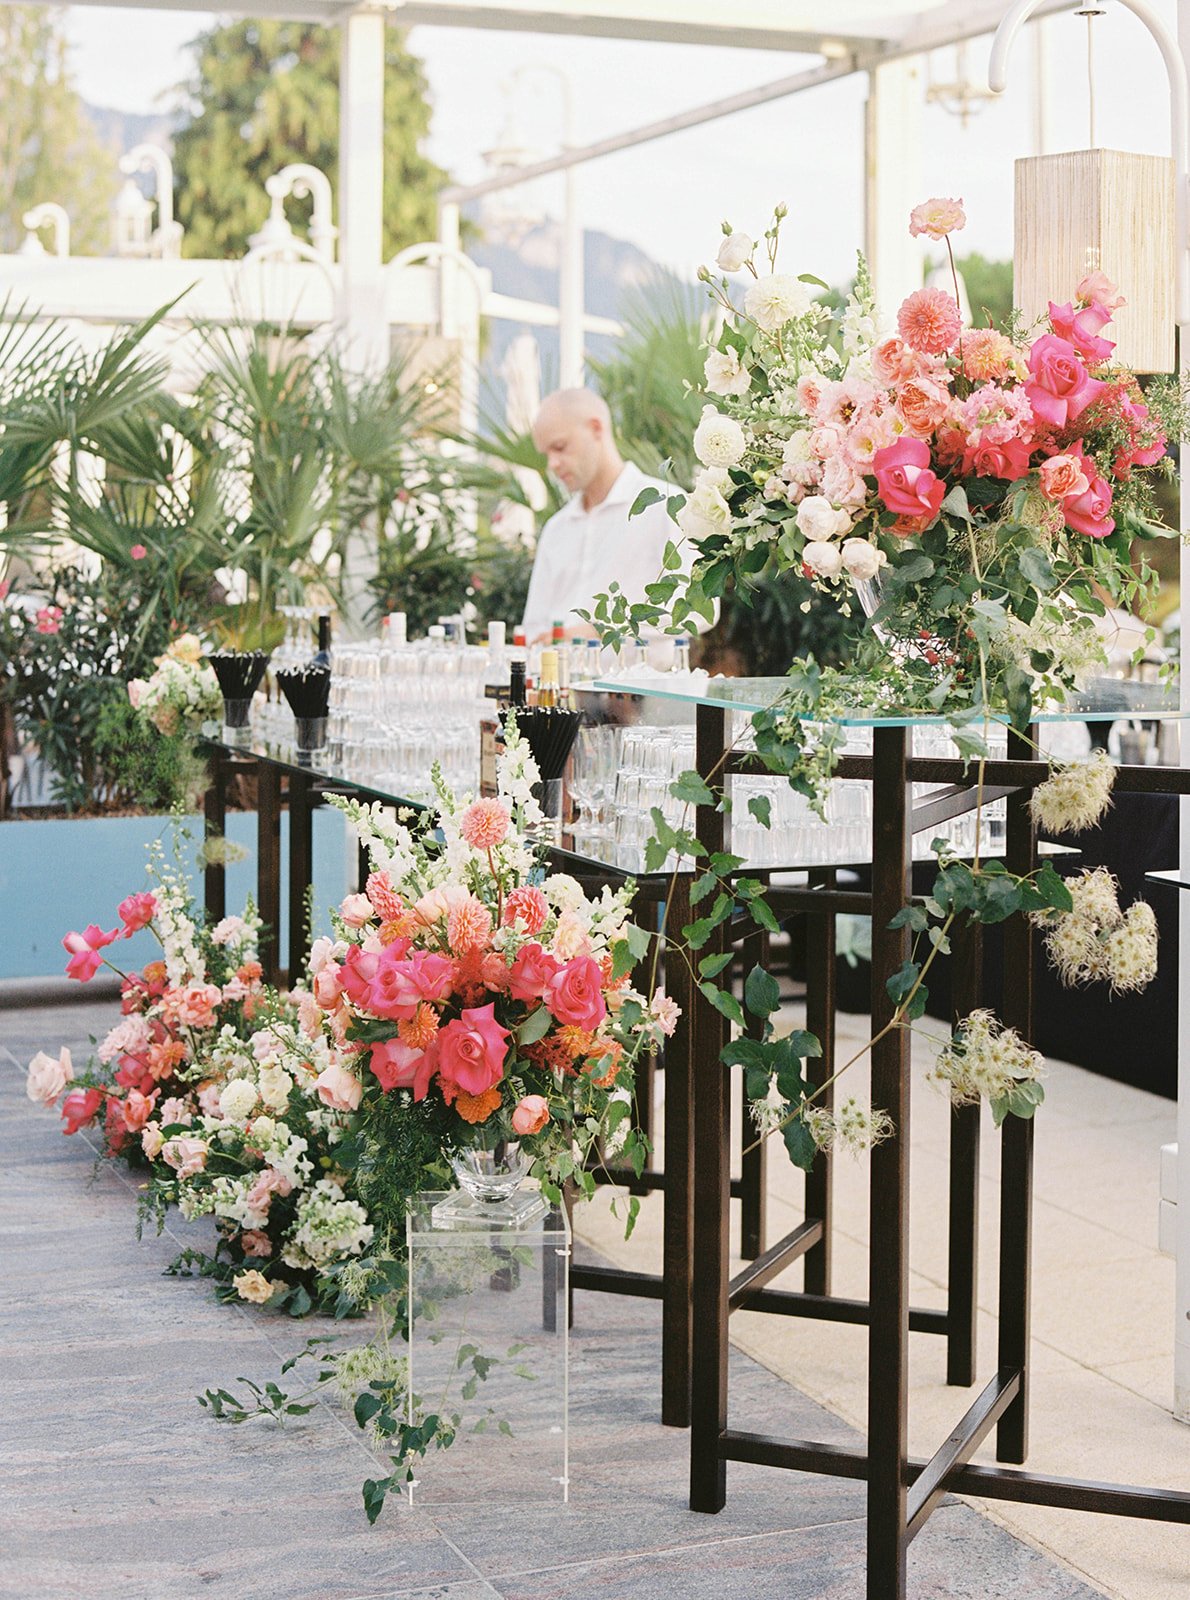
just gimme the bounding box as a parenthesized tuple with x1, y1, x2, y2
(954, 252, 1013, 328)
(171, 21, 444, 260)
(0, 6, 117, 254)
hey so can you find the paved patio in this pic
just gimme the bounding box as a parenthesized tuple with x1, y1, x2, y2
(0, 996, 1163, 1599)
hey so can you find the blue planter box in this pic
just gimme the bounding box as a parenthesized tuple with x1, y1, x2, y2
(0, 809, 350, 982)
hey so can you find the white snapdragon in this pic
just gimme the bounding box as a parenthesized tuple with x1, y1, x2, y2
(703, 346, 751, 397)
(781, 429, 818, 487)
(693, 406, 747, 469)
(795, 495, 851, 543)
(716, 231, 754, 273)
(744, 273, 812, 333)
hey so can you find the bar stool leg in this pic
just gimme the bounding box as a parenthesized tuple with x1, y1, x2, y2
(738, 922, 769, 1261)
(256, 762, 282, 987)
(287, 771, 314, 986)
(204, 749, 227, 925)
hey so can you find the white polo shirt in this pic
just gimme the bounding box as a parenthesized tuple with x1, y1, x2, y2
(521, 462, 686, 642)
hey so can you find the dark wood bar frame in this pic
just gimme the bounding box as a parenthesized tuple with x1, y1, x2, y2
(684, 704, 1190, 1600)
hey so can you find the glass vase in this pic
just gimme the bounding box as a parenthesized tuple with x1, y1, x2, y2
(432, 1138, 547, 1229)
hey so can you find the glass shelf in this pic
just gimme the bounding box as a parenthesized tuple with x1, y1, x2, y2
(592, 674, 1188, 726)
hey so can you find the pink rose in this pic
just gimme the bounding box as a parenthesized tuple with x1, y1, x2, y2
(339, 946, 382, 1008)
(1038, 452, 1089, 502)
(35, 606, 63, 634)
(118, 892, 156, 935)
(161, 1135, 207, 1179)
(369, 948, 454, 1020)
(871, 336, 926, 387)
(370, 1037, 437, 1099)
(871, 437, 945, 524)
(240, 1230, 272, 1257)
(896, 376, 950, 437)
(503, 885, 549, 936)
(511, 1095, 550, 1136)
(130, 544, 148, 560)
(436, 1003, 510, 1097)
(1063, 472, 1115, 540)
(141, 1123, 165, 1160)
(60, 1087, 103, 1134)
(1024, 333, 1105, 427)
(62, 924, 120, 982)
(313, 1062, 363, 1112)
(312, 962, 343, 1009)
(908, 195, 966, 240)
(1048, 299, 1114, 363)
(26, 1047, 73, 1106)
(508, 942, 563, 1003)
(122, 1088, 158, 1133)
(1076, 270, 1125, 314)
(545, 956, 608, 1032)
(960, 435, 1032, 482)
(338, 892, 374, 928)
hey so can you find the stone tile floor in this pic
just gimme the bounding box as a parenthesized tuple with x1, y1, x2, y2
(0, 999, 1130, 1599)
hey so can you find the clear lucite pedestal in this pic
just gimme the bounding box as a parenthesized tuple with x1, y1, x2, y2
(405, 1193, 570, 1505)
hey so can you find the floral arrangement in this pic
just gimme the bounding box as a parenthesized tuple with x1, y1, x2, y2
(128, 632, 222, 736)
(314, 717, 668, 1218)
(595, 198, 1181, 731)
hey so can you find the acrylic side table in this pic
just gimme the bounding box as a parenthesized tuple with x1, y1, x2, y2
(405, 1194, 570, 1504)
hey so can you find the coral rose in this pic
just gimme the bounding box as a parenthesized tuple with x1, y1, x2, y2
(117, 892, 156, 935)
(960, 435, 1032, 482)
(435, 1003, 510, 1097)
(546, 957, 608, 1032)
(370, 1037, 436, 1100)
(233, 1269, 274, 1304)
(508, 942, 563, 1003)
(896, 376, 950, 436)
(872, 437, 945, 524)
(459, 798, 511, 851)
(511, 1094, 550, 1136)
(1039, 452, 1090, 502)
(26, 1047, 73, 1107)
(121, 1088, 158, 1133)
(59, 1087, 103, 1135)
(1024, 333, 1105, 427)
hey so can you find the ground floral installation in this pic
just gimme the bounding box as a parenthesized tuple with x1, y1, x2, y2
(30, 721, 670, 1522)
(586, 197, 1173, 1164)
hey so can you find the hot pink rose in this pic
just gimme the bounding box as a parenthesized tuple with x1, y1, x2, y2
(508, 942, 563, 1003)
(121, 1087, 158, 1132)
(117, 892, 156, 936)
(1039, 452, 1089, 502)
(436, 1003, 510, 1097)
(60, 1087, 103, 1135)
(26, 1047, 73, 1106)
(511, 1095, 550, 1137)
(62, 924, 120, 982)
(1048, 299, 1114, 363)
(313, 1062, 363, 1111)
(161, 1135, 208, 1179)
(369, 948, 454, 1020)
(545, 957, 608, 1032)
(1063, 472, 1115, 540)
(503, 885, 549, 936)
(871, 437, 945, 524)
(339, 945, 382, 1008)
(1024, 333, 1105, 427)
(960, 434, 1033, 482)
(370, 1037, 436, 1100)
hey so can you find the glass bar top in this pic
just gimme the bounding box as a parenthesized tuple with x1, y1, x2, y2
(1145, 868, 1190, 891)
(592, 674, 1187, 726)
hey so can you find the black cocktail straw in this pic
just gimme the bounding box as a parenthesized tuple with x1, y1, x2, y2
(276, 665, 331, 719)
(207, 650, 271, 701)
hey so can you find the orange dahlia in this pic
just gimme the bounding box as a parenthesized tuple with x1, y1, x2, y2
(454, 1085, 502, 1123)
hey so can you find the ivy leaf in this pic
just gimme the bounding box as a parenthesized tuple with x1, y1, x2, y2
(699, 981, 746, 1029)
(662, 539, 684, 571)
(1019, 546, 1056, 592)
(885, 959, 920, 1005)
(690, 870, 719, 906)
(748, 794, 772, 828)
(362, 1476, 393, 1526)
(888, 905, 928, 932)
(670, 769, 717, 808)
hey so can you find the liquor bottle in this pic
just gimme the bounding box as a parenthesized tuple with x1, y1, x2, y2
(536, 648, 560, 709)
(508, 659, 528, 707)
(480, 658, 526, 797)
(483, 620, 509, 701)
(310, 613, 332, 669)
(551, 618, 566, 646)
(557, 650, 573, 711)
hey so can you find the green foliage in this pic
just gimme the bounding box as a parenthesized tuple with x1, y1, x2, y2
(92, 697, 209, 813)
(0, 8, 118, 254)
(172, 21, 445, 260)
(955, 252, 1014, 330)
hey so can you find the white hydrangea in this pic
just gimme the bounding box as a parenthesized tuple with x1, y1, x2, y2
(744, 273, 812, 333)
(704, 346, 751, 397)
(218, 1078, 259, 1124)
(693, 406, 747, 469)
(543, 873, 585, 912)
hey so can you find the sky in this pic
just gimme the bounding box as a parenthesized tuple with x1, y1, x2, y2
(62, 2, 1183, 287)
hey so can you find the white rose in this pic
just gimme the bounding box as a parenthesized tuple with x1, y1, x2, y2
(802, 541, 845, 579)
(677, 469, 733, 541)
(218, 1078, 259, 1124)
(841, 539, 887, 582)
(762, 477, 788, 502)
(257, 1066, 293, 1111)
(781, 430, 818, 487)
(693, 405, 747, 469)
(796, 495, 850, 543)
(716, 231, 753, 273)
(26, 1047, 72, 1107)
(703, 346, 751, 397)
(744, 273, 812, 333)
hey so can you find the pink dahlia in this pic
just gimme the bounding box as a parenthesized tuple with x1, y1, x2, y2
(459, 798, 510, 851)
(897, 288, 962, 355)
(447, 894, 494, 955)
(908, 196, 966, 241)
(503, 885, 549, 936)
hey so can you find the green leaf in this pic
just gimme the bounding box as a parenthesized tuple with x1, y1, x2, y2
(888, 905, 928, 932)
(516, 1005, 553, 1045)
(885, 960, 920, 1005)
(630, 487, 665, 516)
(747, 794, 772, 828)
(354, 1392, 383, 1427)
(749, 896, 780, 935)
(1018, 546, 1056, 591)
(669, 769, 716, 807)
(722, 1037, 776, 1070)
(890, 553, 935, 584)
(1034, 861, 1073, 913)
(782, 1114, 818, 1172)
(698, 950, 734, 980)
(626, 922, 652, 960)
(662, 539, 684, 571)
(699, 982, 746, 1029)
(744, 964, 781, 1019)
(362, 1477, 392, 1525)
(689, 871, 718, 906)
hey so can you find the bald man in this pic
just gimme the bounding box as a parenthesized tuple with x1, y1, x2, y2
(520, 388, 687, 645)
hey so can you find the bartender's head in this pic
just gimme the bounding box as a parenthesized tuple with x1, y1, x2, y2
(532, 388, 619, 497)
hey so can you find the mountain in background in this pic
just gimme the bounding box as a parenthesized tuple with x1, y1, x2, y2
(84, 103, 179, 157)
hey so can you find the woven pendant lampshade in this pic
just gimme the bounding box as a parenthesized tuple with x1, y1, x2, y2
(1014, 149, 1175, 372)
